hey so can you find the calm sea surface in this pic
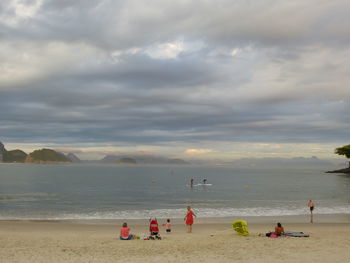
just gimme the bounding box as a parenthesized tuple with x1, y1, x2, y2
(0, 164, 349, 219)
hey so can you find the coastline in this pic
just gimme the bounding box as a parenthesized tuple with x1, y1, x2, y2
(1, 213, 349, 224)
(1, 214, 349, 263)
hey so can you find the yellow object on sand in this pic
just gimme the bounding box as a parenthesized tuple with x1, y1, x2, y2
(232, 220, 249, 236)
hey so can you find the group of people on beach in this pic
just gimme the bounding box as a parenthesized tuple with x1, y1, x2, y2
(120, 200, 315, 240)
(119, 206, 196, 240)
(266, 200, 315, 238)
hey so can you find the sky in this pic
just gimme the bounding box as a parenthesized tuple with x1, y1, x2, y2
(0, 0, 349, 160)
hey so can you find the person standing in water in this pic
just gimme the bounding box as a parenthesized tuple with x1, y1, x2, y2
(184, 206, 196, 233)
(190, 178, 194, 188)
(308, 200, 315, 223)
(203, 179, 207, 184)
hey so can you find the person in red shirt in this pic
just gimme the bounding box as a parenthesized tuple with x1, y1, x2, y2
(120, 222, 135, 240)
(184, 206, 196, 233)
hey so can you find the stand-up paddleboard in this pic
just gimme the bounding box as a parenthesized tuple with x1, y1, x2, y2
(186, 183, 213, 187)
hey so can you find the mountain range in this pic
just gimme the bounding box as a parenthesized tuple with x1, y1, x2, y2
(99, 154, 189, 165)
(0, 141, 344, 167)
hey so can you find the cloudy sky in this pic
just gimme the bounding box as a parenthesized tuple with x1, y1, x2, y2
(1, 0, 349, 160)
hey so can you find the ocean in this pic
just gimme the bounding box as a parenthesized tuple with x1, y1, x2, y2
(0, 164, 349, 220)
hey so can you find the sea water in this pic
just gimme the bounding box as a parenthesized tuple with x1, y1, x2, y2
(0, 164, 349, 219)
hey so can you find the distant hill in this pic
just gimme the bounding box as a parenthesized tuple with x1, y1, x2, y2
(100, 155, 120, 163)
(0, 142, 6, 162)
(26, 149, 71, 164)
(327, 161, 350, 174)
(66, 153, 82, 163)
(101, 154, 189, 165)
(2, 150, 27, 163)
(0, 142, 6, 153)
(117, 157, 137, 164)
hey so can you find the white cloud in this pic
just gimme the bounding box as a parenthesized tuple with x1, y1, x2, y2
(230, 48, 240, 56)
(145, 41, 184, 59)
(185, 148, 213, 155)
(0, 0, 43, 26)
(0, 41, 100, 88)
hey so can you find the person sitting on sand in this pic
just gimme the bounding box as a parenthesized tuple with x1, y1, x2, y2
(274, 222, 285, 236)
(120, 222, 135, 240)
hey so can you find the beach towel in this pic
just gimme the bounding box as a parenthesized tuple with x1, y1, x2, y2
(284, 231, 309, 237)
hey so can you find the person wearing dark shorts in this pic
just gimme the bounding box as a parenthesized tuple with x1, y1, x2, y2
(308, 200, 315, 223)
(163, 219, 171, 233)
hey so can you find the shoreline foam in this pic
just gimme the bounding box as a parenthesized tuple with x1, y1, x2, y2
(1, 205, 350, 220)
(1, 213, 349, 224)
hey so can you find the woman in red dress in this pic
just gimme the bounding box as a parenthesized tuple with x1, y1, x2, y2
(184, 206, 196, 233)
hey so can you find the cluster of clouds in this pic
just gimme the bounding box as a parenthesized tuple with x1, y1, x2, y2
(1, 0, 349, 159)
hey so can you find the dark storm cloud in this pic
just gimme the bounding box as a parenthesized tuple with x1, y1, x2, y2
(1, 0, 350, 148)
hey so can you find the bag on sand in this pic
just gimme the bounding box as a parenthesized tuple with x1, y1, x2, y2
(232, 220, 249, 236)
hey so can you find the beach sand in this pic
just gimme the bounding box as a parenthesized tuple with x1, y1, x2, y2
(1, 215, 350, 263)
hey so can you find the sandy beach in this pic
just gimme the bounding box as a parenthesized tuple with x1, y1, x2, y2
(1, 215, 349, 263)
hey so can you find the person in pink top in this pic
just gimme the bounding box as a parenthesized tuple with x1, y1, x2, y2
(119, 222, 135, 240)
(184, 206, 196, 233)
